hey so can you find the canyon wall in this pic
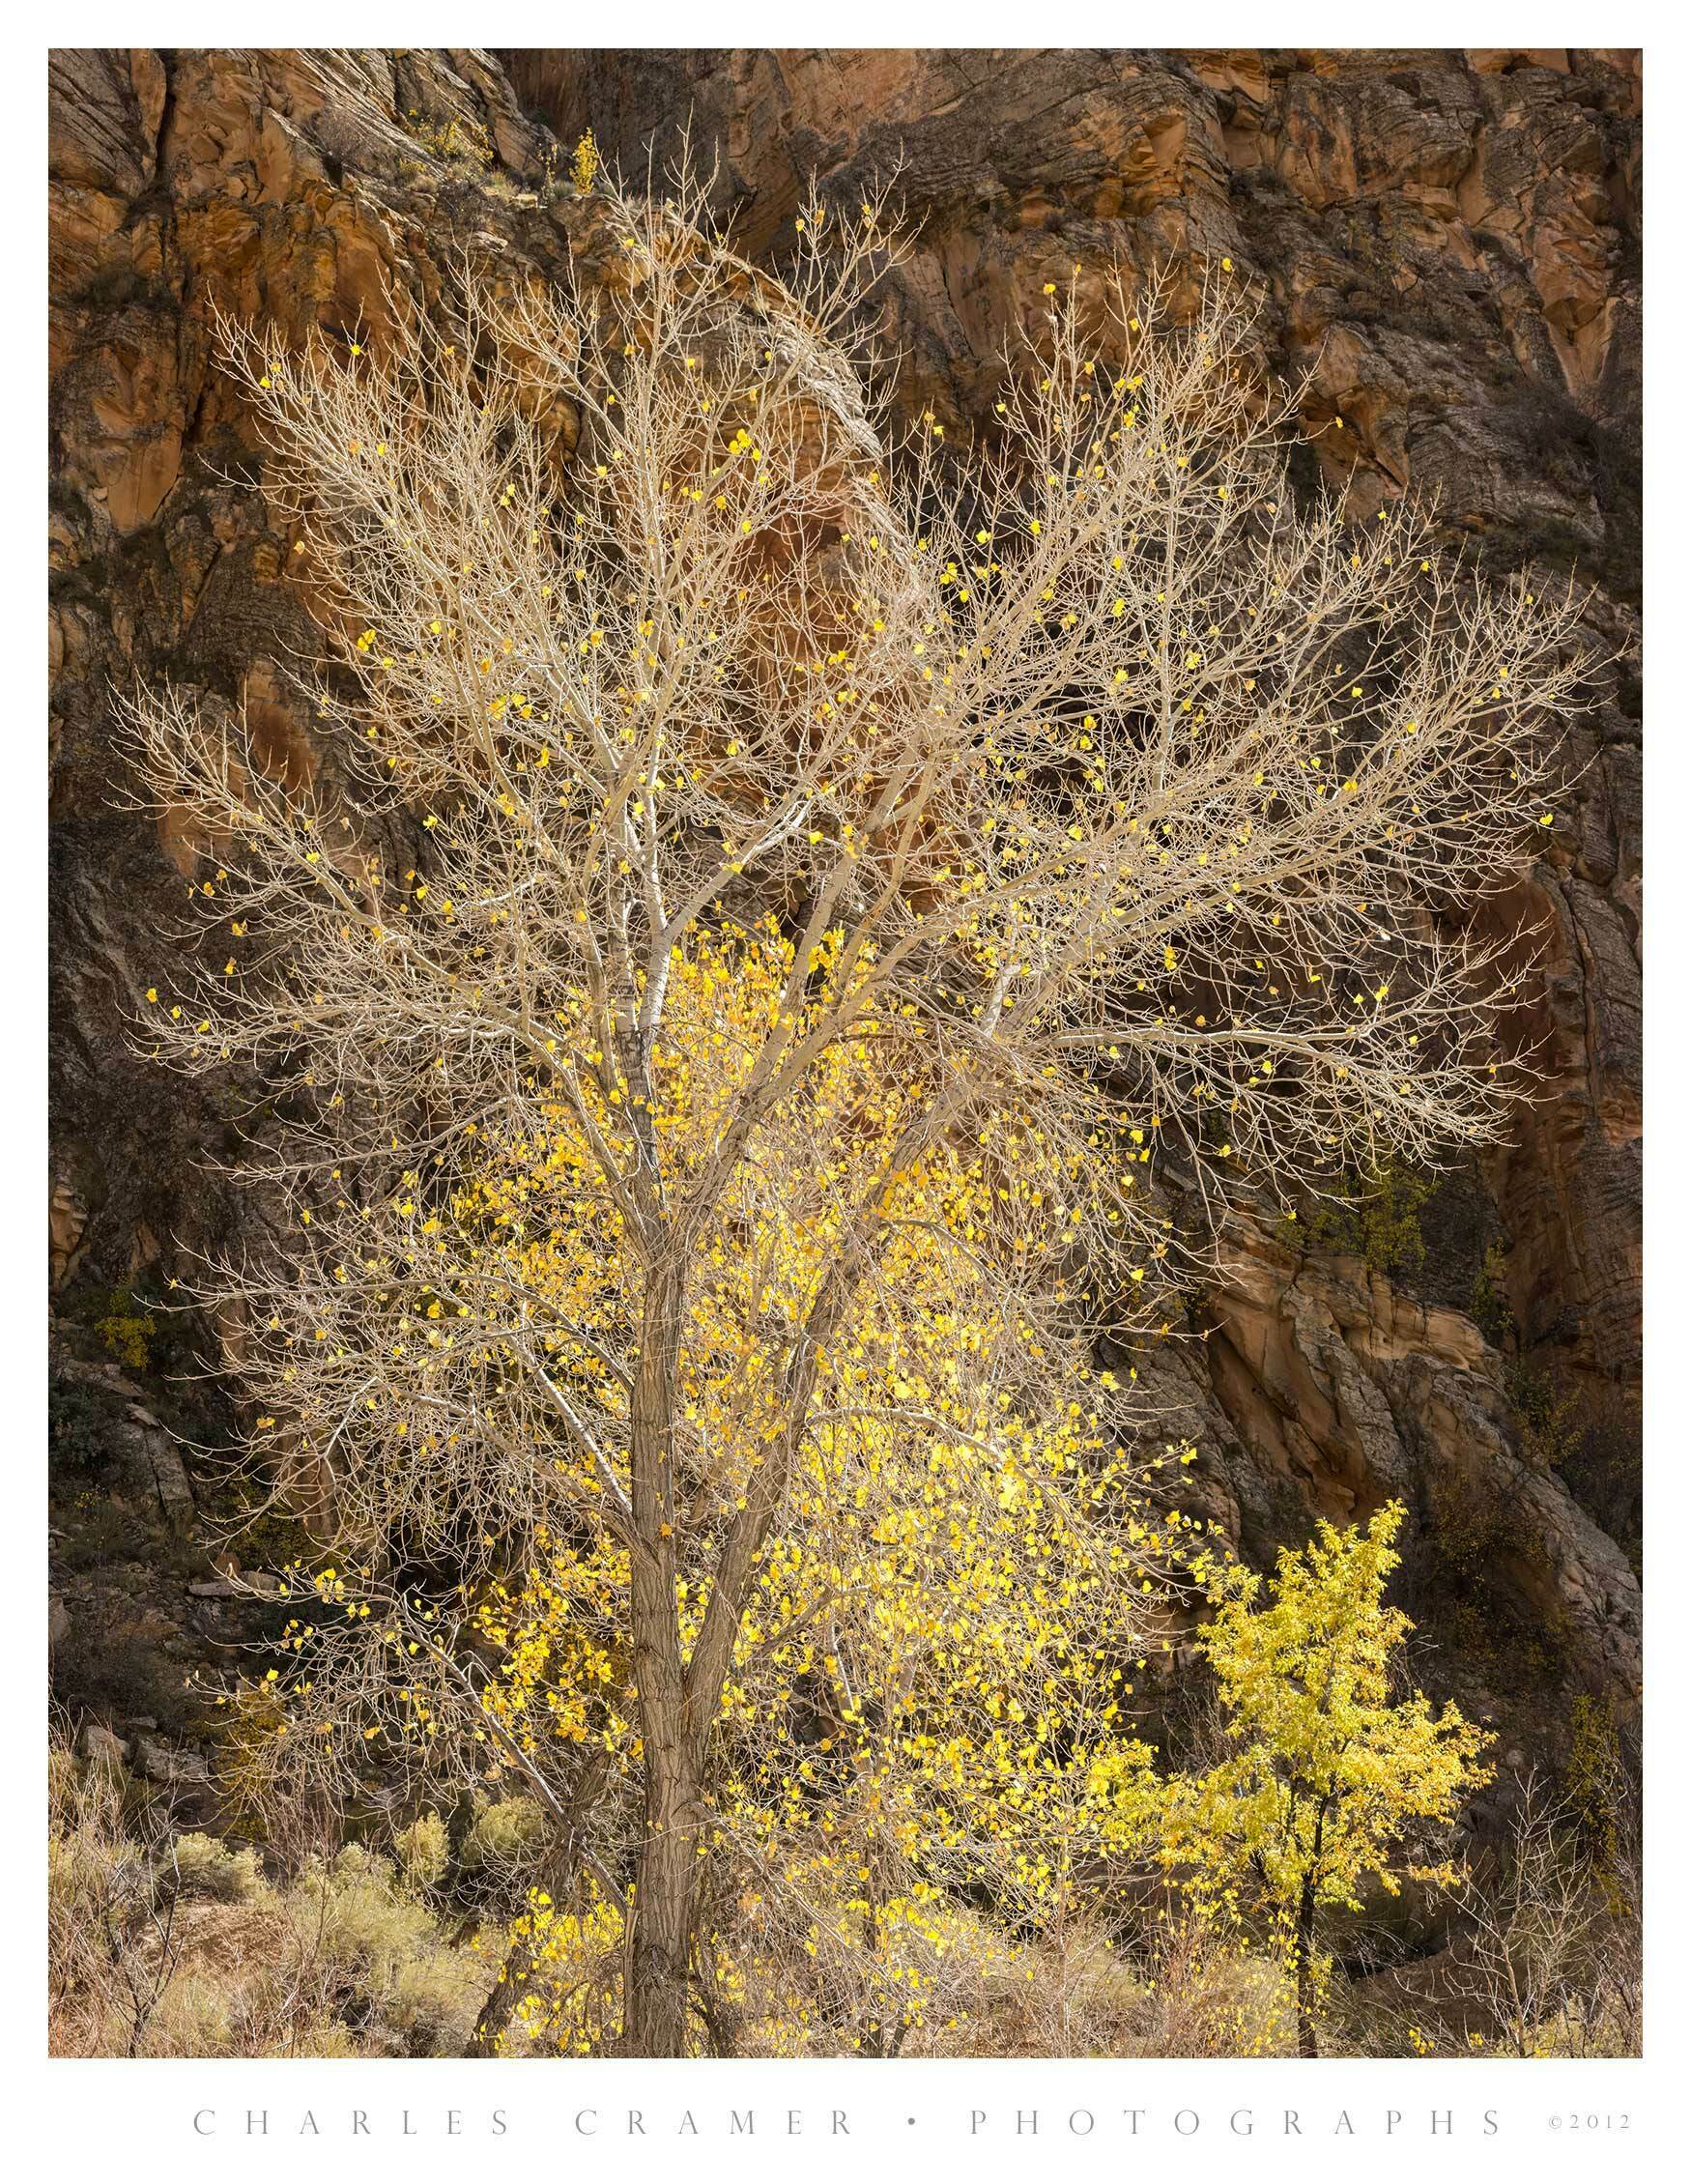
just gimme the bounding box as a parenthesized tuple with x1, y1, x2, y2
(49, 48, 1641, 1771)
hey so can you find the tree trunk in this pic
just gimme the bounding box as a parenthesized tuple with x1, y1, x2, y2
(1295, 1886, 1319, 2058)
(621, 1259, 699, 2057)
(468, 1928, 537, 2058)
(623, 1742, 699, 2055)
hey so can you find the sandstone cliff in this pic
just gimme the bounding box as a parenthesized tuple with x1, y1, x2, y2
(48, 47, 1641, 1774)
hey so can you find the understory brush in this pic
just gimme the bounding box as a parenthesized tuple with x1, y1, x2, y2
(48, 1734, 481, 2057)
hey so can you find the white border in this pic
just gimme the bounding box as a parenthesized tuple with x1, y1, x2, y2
(17, 11, 1677, 2175)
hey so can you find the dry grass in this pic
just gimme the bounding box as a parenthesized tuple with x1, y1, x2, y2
(48, 1736, 484, 2058)
(50, 1732, 1632, 2057)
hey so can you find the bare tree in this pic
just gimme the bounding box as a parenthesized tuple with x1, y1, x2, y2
(121, 161, 1591, 2055)
(1426, 1770, 1642, 2056)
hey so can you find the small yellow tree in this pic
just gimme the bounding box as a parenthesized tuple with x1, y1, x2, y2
(1160, 1503, 1493, 2056)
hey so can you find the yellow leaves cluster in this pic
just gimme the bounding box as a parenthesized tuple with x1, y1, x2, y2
(457, 933, 1175, 2033)
(1160, 1503, 1493, 1940)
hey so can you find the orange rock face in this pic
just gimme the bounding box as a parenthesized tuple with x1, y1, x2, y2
(49, 48, 1641, 1748)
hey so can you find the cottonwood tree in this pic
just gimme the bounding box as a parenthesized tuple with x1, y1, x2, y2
(458, 931, 1172, 2055)
(125, 162, 1588, 2055)
(1158, 1504, 1494, 2056)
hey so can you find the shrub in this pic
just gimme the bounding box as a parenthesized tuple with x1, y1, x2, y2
(460, 1796, 546, 1876)
(302, 1847, 480, 2056)
(1470, 1240, 1515, 1345)
(144, 1973, 235, 2055)
(49, 1373, 121, 1478)
(1505, 1361, 1584, 1470)
(49, 1734, 185, 2056)
(405, 109, 494, 173)
(1557, 1387, 1642, 1573)
(168, 1831, 265, 1905)
(50, 1617, 196, 1736)
(96, 1292, 157, 1372)
(1284, 1159, 1433, 1284)
(1565, 1693, 1633, 1910)
(1117, 1913, 1296, 2059)
(394, 1810, 450, 1893)
(48, 1728, 484, 2058)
